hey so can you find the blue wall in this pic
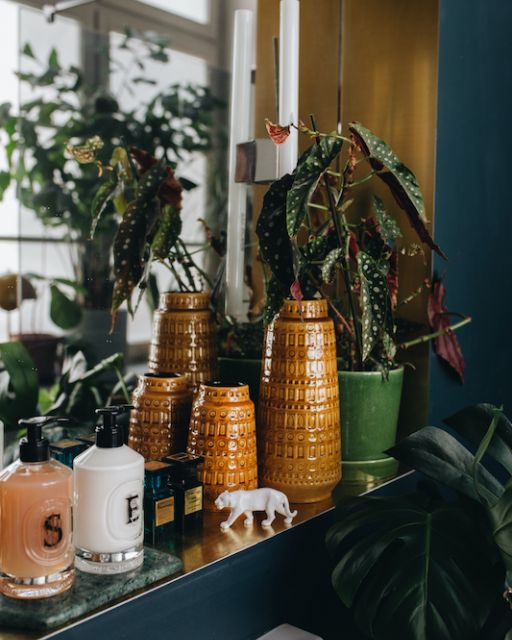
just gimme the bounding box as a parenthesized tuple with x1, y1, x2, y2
(429, 0, 512, 424)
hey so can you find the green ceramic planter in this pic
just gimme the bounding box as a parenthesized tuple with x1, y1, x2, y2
(338, 365, 404, 488)
(218, 357, 262, 407)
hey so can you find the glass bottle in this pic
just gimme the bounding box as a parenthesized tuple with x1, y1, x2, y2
(49, 438, 88, 468)
(0, 417, 74, 599)
(143, 461, 175, 545)
(164, 453, 203, 534)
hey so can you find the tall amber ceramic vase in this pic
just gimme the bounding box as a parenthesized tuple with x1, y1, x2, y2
(148, 292, 217, 388)
(259, 299, 341, 503)
(128, 372, 192, 461)
(187, 382, 258, 511)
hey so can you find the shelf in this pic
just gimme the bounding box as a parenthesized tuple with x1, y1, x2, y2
(0, 498, 334, 640)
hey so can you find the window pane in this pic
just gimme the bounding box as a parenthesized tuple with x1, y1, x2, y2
(135, 0, 209, 24)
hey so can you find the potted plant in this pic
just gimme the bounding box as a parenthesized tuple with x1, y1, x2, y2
(327, 404, 512, 640)
(0, 272, 85, 382)
(257, 117, 470, 488)
(0, 31, 224, 364)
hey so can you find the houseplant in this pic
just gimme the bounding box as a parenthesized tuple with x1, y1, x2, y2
(0, 32, 224, 363)
(0, 273, 85, 382)
(257, 118, 470, 487)
(327, 403, 512, 640)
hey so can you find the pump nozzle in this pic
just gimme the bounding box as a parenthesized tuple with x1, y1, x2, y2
(18, 416, 71, 462)
(95, 405, 133, 448)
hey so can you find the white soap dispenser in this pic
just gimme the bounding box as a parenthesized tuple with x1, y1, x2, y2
(73, 405, 144, 575)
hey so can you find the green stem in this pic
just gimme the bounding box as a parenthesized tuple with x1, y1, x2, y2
(175, 240, 197, 291)
(165, 259, 190, 292)
(308, 202, 330, 211)
(310, 113, 363, 370)
(113, 366, 130, 403)
(399, 316, 472, 350)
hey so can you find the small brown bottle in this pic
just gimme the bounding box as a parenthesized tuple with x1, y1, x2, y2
(164, 453, 203, 534)
(0, 417, 74, 599)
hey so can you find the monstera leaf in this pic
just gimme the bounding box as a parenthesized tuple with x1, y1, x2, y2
(286, 134, 342, 238)
(388, 426, 504, 507)
(256, 173, 295, 289)
(444, 404, 512, 474)
(327, 492, 500, 640)
(349, 122, 446, 259)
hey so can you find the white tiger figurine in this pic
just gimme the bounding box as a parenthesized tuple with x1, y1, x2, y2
(214, 488, 298, 530)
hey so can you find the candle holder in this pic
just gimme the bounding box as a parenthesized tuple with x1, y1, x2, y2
(187, 381, 258, 511)
(148, 292, 217, 389)
(128, 372, 192, 461)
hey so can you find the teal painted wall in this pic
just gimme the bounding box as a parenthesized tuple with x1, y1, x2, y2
(429, 0, 512, 424)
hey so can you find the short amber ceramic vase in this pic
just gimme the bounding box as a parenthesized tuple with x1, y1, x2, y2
(187, 382, 258, 511)
(148, 292, 217, 389)
(128, 372, 192, 461)
(258, 299, 341, 503)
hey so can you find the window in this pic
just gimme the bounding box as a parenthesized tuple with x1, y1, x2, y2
(135, 0, 210, 24)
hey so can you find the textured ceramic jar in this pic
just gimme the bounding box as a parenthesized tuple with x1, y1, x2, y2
(129, 372, 192, 461)
(259, 299, 341, 503)
(187, 382, 258, 511)
(148, 292, 217, 389)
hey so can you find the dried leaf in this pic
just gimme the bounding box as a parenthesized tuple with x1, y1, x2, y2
(198, 218, 226, 257)
(349, 122, 446, 259)
(428, 279, 465, 382)
(387, 248, 399, 309)
(265, 118, 290, 145)
(66, 135, 104, 164)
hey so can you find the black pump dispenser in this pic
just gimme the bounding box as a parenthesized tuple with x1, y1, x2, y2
(18, 417, 70, 463)
(95, 405, 133, 448)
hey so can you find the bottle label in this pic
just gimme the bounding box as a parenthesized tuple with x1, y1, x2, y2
(155, 497, 174, 526)
(107, 480, 144, 541)
(184, 487, 203, 515)
(23, 498, 70, 566)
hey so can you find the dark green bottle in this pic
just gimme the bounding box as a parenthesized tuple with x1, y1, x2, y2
(164, 453, 203, 534)
(143, 461, 175, 544)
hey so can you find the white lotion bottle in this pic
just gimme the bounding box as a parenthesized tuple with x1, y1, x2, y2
(73, 405, 144, 575)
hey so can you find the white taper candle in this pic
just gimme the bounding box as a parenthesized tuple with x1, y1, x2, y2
(225, 10, 254, 322)
(278, 0, 300, 177)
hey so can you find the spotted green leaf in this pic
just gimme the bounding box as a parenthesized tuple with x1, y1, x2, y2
(263, 275, 288, 326)
(372, 195, 401, 244)
(286, 134, 342, 237)
(321, 248, 343, 284)
(151, 205, 182, 259)
(349, 122, 446, 259)
(358, 251, 393, 362)
(90, 169, 119, 238)
(256, 173, 295, 289)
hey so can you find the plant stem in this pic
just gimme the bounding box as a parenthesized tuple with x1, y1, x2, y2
(308, 202, 330, 211)
(179, 238, 214, 290)
(175, 240, 197, 291)
(165, 259, 190, 292)
(113, 366, 131, 403)
(399, 316, 472, 350)
(309, 113, 363, 370)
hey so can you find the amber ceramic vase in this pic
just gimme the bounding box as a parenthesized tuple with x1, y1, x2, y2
(148, 292, 217, 388)
(258, 299, 341, 503)
(128, 372, 192, 461)
(187, 382, 258, 511)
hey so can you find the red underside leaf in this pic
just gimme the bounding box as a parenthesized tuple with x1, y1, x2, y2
(265, 118, 291, 145)
(428, 279, 465, 383)
(130, 146, 183, 210)
(290, 279, 304, 303)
